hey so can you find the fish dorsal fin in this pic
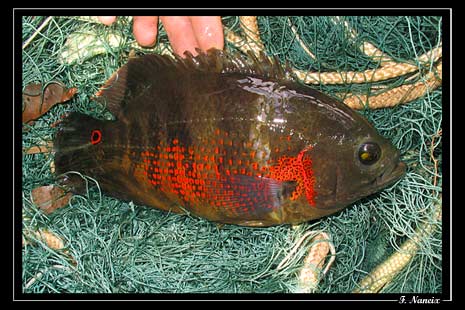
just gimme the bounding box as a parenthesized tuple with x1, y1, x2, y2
(94, 48, 297, 119)
(184, 48, 297, 82)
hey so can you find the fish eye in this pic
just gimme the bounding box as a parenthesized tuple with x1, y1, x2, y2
(358, 142, 381, 165)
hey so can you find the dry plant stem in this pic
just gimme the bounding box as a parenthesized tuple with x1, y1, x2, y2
(353, 199, 441, 293)
(287, 18, 316, 60)
(277, 230, 318, 270)
(225, 23, 442, 87)
(299, 16, 442, 84)
(430, 129, 442, 190)
(354, 136, 442, 293)
(297, 232, 335, 293)
(24, 265, 70, 289)
(60, 16, 443, 89)
(22, 16, 53, 50)
(295, 59, 428, 85)
(343, 61, 442, 109)
(277, 231, 335, 293)
(331, 16, 395, 65)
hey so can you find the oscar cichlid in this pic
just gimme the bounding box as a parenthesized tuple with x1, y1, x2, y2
(54, 48, 406, 227)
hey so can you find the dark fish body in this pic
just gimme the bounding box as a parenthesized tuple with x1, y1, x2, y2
(54, 49, 405, 226)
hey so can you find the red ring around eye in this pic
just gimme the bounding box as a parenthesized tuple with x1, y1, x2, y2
(91, 129, 102, 145)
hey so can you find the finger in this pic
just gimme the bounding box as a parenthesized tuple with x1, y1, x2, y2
(160, 16, 200, 57)
(97, 16, 117, 26)
(133, 16, 159, 47)
(190, 16, 224, 51)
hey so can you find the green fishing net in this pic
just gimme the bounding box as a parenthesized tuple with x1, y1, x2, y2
(21, 15, 443, 295)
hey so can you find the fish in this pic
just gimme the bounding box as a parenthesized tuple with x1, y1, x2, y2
(54, 48, 406, 227)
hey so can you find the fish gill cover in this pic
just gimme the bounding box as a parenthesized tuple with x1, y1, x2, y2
(21, 15, 443, 294)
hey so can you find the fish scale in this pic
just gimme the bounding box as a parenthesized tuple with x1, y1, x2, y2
(54, 48, 405, 226)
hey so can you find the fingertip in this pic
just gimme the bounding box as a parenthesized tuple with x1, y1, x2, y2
(190, 16, 224, 51)
(98, 16, 117, 26)
(160, 16, 200, 57)
(133, 16, 159, 47)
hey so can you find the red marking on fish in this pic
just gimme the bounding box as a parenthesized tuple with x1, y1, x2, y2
(267, 146, 315, 206)
(137, 131, 316, 211)
(90, 129, 102, 145)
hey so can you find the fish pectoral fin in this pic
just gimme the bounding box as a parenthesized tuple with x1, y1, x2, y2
(277, 181, 298, 201)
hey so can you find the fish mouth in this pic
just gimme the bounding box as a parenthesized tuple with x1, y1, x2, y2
(374, 161, 406, 188)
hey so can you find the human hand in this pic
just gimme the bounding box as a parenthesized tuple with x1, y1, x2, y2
(98, 16, 224, 57)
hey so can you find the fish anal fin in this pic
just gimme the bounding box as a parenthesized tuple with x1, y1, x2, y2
(194, 174, 293, 222)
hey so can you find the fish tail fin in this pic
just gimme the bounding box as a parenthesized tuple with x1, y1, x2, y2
(53, 113, 110, 190)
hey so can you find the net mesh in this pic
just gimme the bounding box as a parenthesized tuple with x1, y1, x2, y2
(21, 15, 443, 294)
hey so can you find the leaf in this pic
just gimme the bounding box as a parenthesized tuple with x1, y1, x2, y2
(22, 82, 77, 124)
(23, 141, 54, 154)
(31, 185, 72, 214)
(23, 228, 65, 250)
